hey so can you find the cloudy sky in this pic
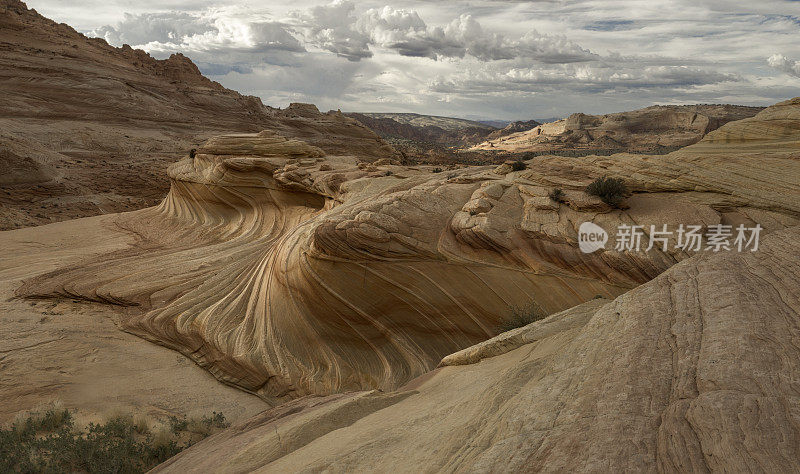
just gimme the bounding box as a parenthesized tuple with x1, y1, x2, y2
(27, 0, 800, 120)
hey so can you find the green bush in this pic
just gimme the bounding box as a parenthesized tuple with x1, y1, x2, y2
(497, 301, 548, 333)
(432, 167, 443, 173)
(585, 176, 628, 207)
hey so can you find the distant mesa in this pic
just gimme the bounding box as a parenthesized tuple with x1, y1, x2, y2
(471, 104, 765, 154)
(344, 113, 541, 156)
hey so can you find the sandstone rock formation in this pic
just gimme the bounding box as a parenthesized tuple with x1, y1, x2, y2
(17, 98, 800, 411)
(0, 214, 268, 426)
(0, 0, 396, 230)
(472, 104, 764, 154)
(152, 225, 800, 472)
(3, 1, 799, 470)
(144, 98, 800, 472)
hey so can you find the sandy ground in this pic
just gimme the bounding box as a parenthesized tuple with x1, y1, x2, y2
(0, 213, 266, 425)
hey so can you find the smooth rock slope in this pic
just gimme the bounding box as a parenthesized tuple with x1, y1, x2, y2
(0, 215, 267, 426)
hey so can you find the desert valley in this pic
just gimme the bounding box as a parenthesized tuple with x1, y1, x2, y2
(2, 0, 800, 472)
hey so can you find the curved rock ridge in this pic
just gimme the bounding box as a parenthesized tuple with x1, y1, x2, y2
(684, 97, 800, 149)
(152, 226, 800, 473)
(17, 98, 800, 405)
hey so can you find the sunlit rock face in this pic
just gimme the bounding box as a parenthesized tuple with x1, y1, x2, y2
(19, 99, 800, 404)
(151, 226, 800, 473)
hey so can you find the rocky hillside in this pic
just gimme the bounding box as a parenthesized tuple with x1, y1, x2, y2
(0, 0, 396, 230)
(472, 104, 764, 153)
(484, 119, 542, 141)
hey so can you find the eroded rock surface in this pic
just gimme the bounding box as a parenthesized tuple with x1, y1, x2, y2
(152, 226, 800, 472)
(17, 98, 800, 408)
(0, 215, 267, 426)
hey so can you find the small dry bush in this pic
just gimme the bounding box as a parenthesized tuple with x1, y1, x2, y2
(497, 301, 548, 333)
(548, 188, 565, 203)
(585, 176, 628, 208)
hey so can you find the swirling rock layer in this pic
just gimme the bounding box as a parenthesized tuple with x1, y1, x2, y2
(153, 226, 800, 472)
(18, 98, 800, 407)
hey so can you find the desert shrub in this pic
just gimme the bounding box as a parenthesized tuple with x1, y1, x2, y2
(201, 412, 230, 430)
(167, 415, 188, 434)
(585, 176, 628, 207)
(132, 415, 150, 435)
(548, 188, 565, 203)
(168, 412, 229, 436)
(17, 405, 72, 433)
(510, 160, 527, 171)
(189, 148, 197, 158)
(432, 167, 443, 173)
(497, 301, 548, 333)
(384, 170, 393, 176)
(0, 407, 230, 473)
(185, 412, 230, 437)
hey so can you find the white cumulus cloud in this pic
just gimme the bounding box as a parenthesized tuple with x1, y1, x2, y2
(290, 2, 595, 63)
(91, 6, 305, 54)
(768, 54, 800, 78)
